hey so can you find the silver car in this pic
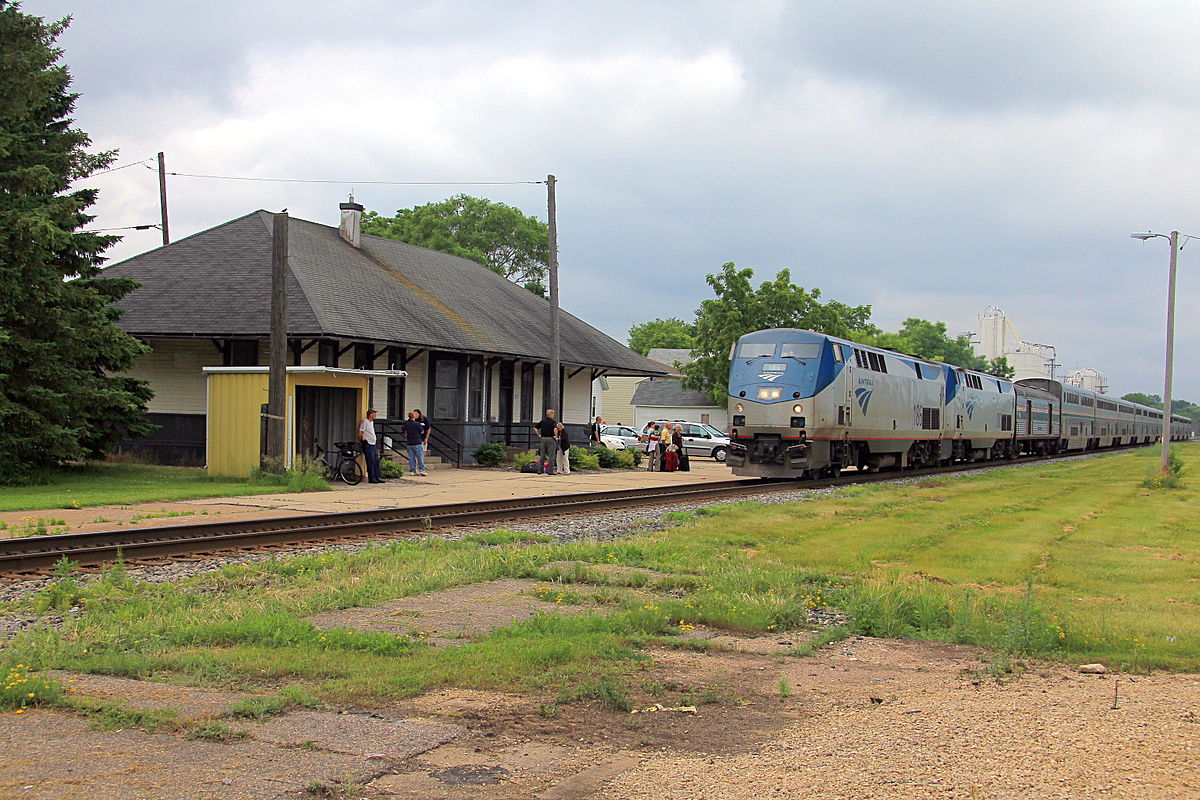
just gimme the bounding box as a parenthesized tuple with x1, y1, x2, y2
(648, 421, 730, 462)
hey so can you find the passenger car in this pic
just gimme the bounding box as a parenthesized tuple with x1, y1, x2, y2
(647, 421, 731, 461)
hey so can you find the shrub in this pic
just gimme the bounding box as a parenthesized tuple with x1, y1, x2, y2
(286, 456, 331, 492)
(513, 450, 538, 470)
(590, 446, 621, 469)
(569, 449, 601, 470)
(473, 442, 506, 467)
(616, 449, 639, 469)
(379, 460, 405, 479)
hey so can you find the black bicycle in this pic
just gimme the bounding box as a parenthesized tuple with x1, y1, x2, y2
(317, 440, 363, 485)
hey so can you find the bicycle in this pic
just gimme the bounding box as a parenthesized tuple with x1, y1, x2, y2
(315, 440, 363, 485)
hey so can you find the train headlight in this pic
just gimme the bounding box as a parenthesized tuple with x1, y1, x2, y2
(792, 403, 803, 414)
(734, 403, 744, 413)
(756, 387, 782, 401)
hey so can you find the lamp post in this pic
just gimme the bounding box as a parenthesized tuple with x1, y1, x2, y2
(1130, 230, 1189, 473)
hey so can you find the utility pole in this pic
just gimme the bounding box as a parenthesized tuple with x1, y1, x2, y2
(157, 152, 170, 246)
(265, 211, 288, 470)
(547, 174, 560, 415)
(1161, 230, 1179, 474)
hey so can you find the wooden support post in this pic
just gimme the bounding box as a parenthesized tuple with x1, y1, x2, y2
(547, 174, 560, 418)
(265, 211, 288, 469)
(157, 152, 170, 246)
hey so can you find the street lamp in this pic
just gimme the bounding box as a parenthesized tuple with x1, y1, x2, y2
(1130, 230, 1194, 473)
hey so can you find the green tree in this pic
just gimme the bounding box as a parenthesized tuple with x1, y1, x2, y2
(1121, 392, 1162, 408)
(627, 317, 696, 356)
(679, 263, 874, 404)
(362, 194, 549, 294)
(0, 3, 152, 483)
(863, 318, 1015, 378)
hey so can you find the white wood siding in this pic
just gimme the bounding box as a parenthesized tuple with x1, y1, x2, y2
(124, 339, 223, 414)
(600, 376, 644, 426)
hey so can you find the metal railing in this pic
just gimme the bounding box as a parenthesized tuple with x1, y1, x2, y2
(377, 420, 465, 468)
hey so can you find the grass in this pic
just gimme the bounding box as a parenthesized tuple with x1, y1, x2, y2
(0, 462, 330, 512)
(2, 445, 1197, 718)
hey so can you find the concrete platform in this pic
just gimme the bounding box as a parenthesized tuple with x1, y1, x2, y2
(1, 460, 749, 538)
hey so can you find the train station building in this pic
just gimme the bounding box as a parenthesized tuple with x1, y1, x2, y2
(103, 202, 667, 470)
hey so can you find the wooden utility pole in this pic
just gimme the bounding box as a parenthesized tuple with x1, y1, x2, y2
(157, 152, 170, 245)
(547, 174, 560, 415)
(265, 211, 288, 469)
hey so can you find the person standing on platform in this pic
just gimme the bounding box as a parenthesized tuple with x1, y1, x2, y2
(412, 408, 431, 465)
(403, 410, 428, 476)
(556, 422, 572, 475)
(534, 409, 559, 474)
(661, 423, 677, 471)
(589, 416, 604, 446)
(645, 423, 661, 471)
(357, 409, 383, 483)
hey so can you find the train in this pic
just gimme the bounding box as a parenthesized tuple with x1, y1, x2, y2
(724, 328, 1192, 479)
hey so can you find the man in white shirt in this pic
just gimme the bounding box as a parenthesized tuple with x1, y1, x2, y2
(357, 409, 383, 483)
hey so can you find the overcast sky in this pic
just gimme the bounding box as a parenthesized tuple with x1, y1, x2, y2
(26, 0, 1200, 400)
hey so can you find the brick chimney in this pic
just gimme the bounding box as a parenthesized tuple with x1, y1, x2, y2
(339, 193, 364, 247)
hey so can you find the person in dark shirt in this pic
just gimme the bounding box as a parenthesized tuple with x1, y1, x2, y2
(533, 409, 558, 474)
(556, 422, 571, 475)
(402, 410, 427, 476)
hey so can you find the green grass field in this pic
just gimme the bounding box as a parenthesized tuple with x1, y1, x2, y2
(0, 462, 326, 512)
(3, 445, 1197, 717)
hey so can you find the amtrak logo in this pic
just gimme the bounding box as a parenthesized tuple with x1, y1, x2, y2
(758, 373, 782, 381)
(965, 398, 977, 419)
(854, 387, 873, 414)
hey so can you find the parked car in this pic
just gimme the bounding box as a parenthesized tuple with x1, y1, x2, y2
(647, 421, 731, 462)
(598, 424, 642, 450)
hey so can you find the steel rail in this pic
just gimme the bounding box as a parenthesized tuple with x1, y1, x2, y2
(0, 446, 1139, 574)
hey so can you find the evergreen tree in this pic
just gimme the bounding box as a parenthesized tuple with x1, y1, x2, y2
(0, 3, 152, 483)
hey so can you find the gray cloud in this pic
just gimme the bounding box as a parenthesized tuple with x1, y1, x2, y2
(20, 0, 1200, 401)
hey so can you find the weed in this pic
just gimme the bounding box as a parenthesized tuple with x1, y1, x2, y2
(537, 702, 559, 718)
(187, 721, 249, 742)
(558, 675, 631, 712)
(129, 510, 196, 522)
(0, 665, 64, 711)
(778, 678, 793, 697)
(787, 626, 851, 657)
(462, 530, 553, 546)
(8, 516, 70, 538)
(226, 695, 287, 720)
(32, 556, 83, 612)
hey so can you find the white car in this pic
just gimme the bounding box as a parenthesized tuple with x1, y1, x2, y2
(598, 425, 642, 450)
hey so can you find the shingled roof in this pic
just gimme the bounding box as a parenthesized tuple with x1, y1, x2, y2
(105, 210, 666, 376)
(630, 378, 718, 408)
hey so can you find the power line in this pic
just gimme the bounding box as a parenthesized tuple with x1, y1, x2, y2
(90, 157, 155, 176)
(82, 223, 161, 233)
(165, 170, 545, 186)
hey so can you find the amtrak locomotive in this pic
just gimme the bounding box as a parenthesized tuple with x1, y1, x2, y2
(725, 328, 1191, 479)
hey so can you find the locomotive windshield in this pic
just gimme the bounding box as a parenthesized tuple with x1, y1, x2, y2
(780, 343, 821, 359)
(737, 342, 776, 358)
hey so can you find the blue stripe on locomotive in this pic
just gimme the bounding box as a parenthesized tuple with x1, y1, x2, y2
(728, 329, 844, 400)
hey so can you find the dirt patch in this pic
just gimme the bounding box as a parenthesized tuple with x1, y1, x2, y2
(679, 624, 821, 655)
(0, 709, 381, 800)
(306, 579, 606, 645)
(46, 671, 258, 722)
(248, 710, 465, 759)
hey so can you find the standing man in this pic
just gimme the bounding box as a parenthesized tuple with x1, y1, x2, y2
(358, 409, 383, 484)
(589, 416, 604, 446)
(403, 410, 428, 476)
(533, 409, 559, 474)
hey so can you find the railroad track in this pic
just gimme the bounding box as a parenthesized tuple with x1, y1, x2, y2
(0, 449, 1123, 574)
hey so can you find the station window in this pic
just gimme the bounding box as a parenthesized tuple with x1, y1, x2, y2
(432, 357, 462, 420)
(225, 340, 258, 367)
(353, 343, 374, 371)
(467, 358, 484, 422)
